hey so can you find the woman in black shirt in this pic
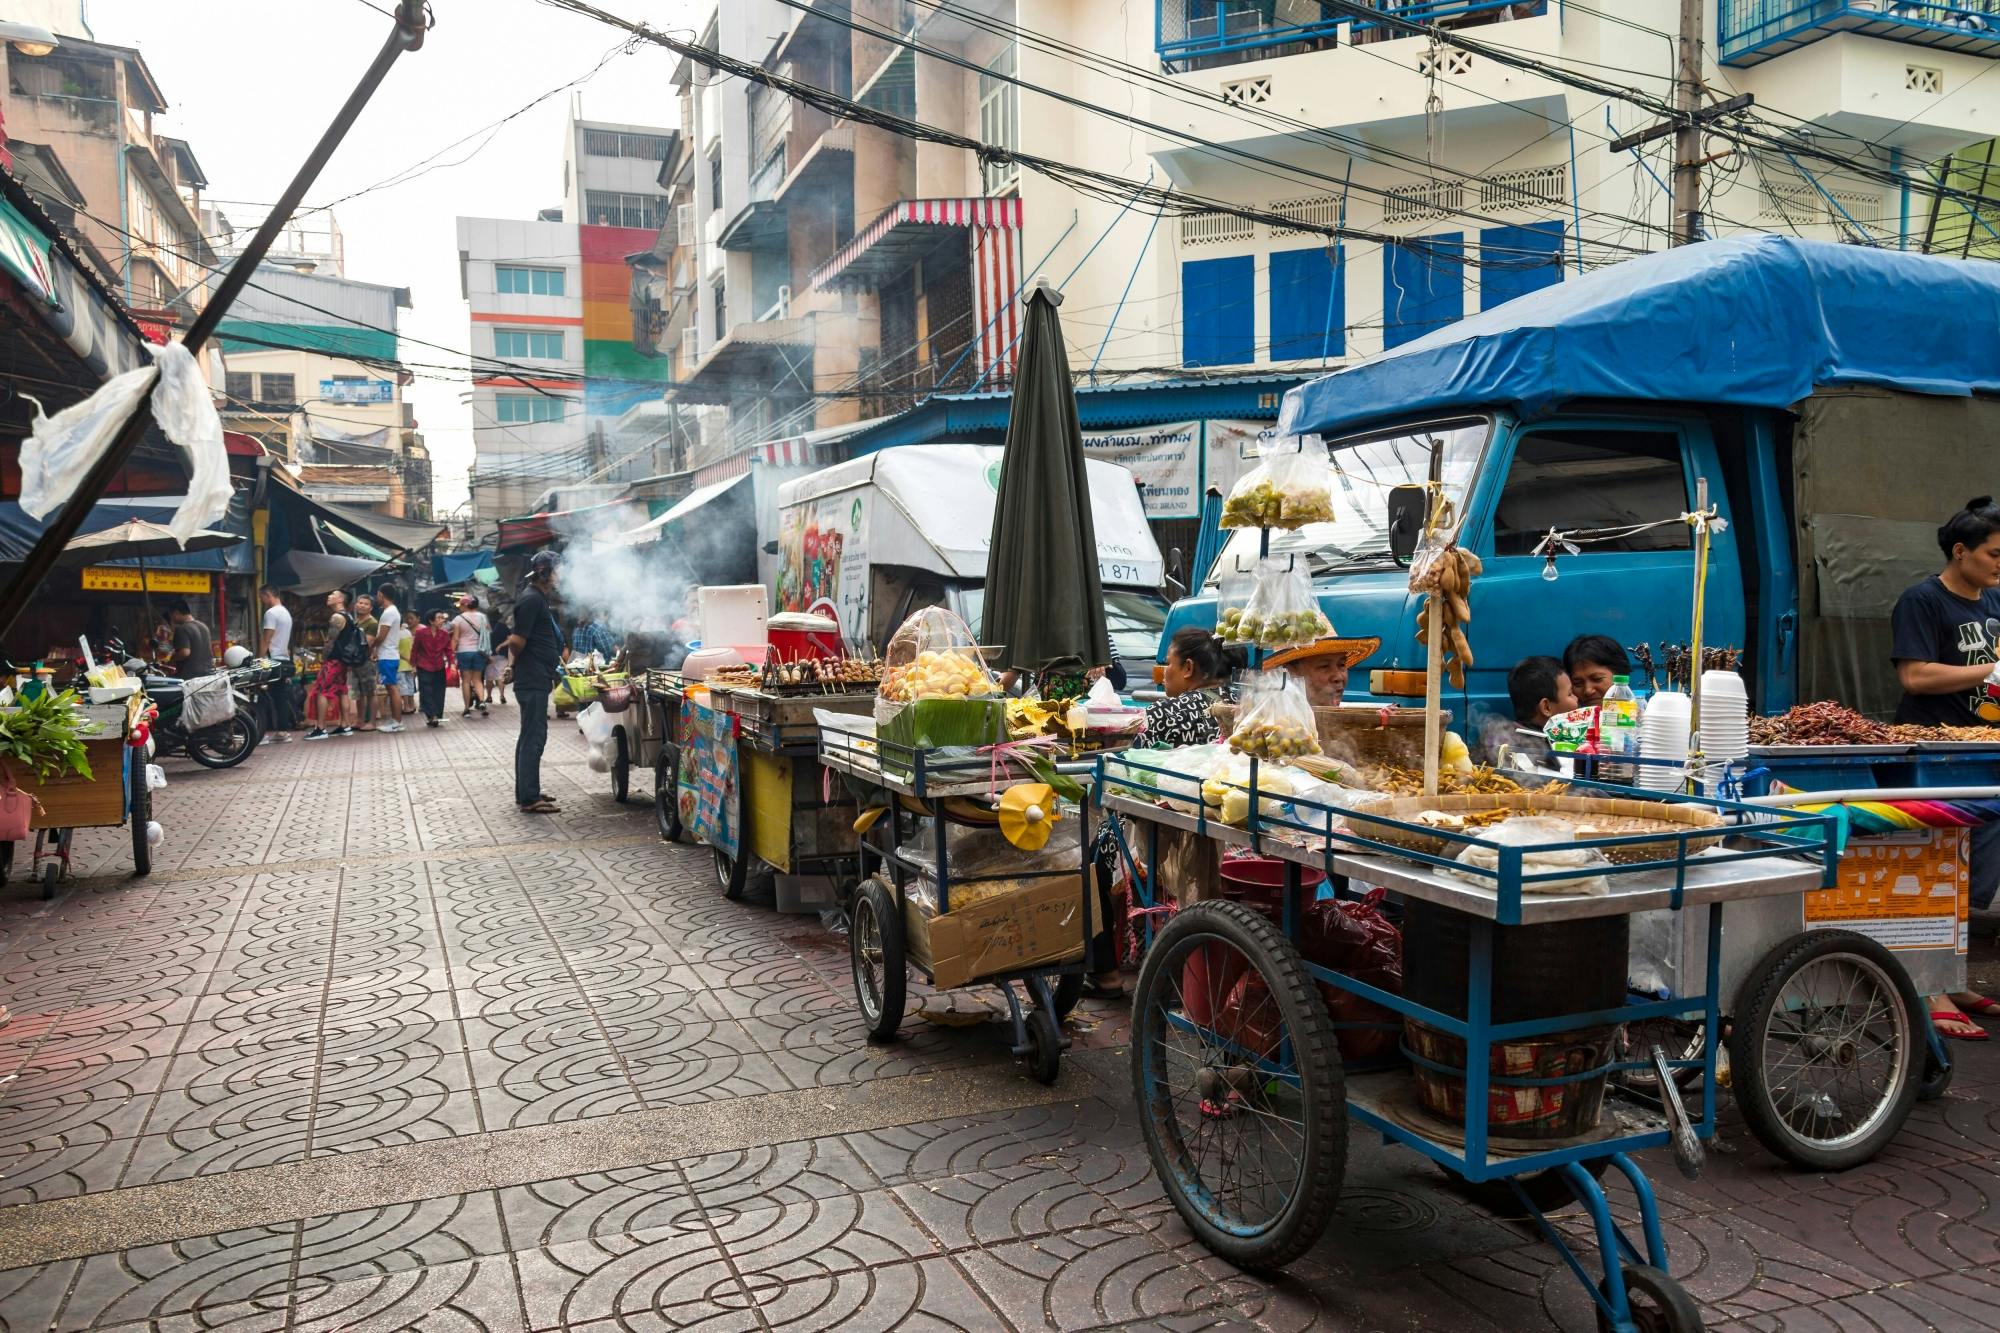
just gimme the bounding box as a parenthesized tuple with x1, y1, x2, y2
(1889, 497, 2000, 1036)
(1135, 627, 1236, 749)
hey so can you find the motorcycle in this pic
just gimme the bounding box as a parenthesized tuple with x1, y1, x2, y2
(143, 665, 269, 769)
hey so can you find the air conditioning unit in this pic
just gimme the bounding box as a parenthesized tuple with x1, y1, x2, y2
(681, 326, 701, 368)
(675, 203, 694, 247)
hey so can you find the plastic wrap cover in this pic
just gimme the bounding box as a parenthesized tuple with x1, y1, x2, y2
(1278, 236, 2000, 441)
(1796, 389, 2000, 718)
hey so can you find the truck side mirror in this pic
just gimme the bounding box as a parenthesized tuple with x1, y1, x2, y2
(1386, 485, 1427, 566)
(1165, 546, 1187, 599)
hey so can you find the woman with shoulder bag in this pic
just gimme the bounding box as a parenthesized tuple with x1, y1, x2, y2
(447, 594, 490, 717)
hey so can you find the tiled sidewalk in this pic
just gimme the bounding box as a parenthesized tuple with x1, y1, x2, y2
(0, 718, 1994, 1330)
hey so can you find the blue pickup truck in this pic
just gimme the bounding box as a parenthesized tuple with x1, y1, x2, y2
(1163, 235, 2000, 735)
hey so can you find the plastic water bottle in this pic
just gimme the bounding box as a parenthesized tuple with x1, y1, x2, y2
(1600, 675, 1641, 781)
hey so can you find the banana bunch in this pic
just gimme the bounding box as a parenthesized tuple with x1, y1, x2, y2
(1413, 546, 1481, 691)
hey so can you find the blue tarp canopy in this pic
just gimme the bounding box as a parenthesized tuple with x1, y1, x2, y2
(0, 492, 253, 572)
(432, 549, 495, 585)
(1279, 235, 2000, 442)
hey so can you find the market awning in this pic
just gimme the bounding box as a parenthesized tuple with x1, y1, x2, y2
(269, 549, 398, 596)
(432, 549, 496, 585)
(495, 512, 558, 553)
(810, 197, 1021, 292)
(266, 470, 447, 555)
(666, 316, 813, 407)
(0, 492, 253, 573)
(617, 473, 750, 547)
(692, 414, 897, 485)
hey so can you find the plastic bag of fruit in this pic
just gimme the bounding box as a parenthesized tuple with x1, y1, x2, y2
(875, 606, 1006, 776)
(1213, 559, 1257, 645)
(1221, 556, 1331, 650)
(1226, 668, 1322, 762)
(1220, 434, 1335, 531)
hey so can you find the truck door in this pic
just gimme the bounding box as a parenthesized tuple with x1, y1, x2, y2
(1467, 418, 1744, 709)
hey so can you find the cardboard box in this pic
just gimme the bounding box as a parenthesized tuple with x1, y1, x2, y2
(905, 872, 1098, 990)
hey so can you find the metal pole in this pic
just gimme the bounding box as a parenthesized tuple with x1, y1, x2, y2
(0, 1, 429, 641)
(1673, 0, 1704, 246)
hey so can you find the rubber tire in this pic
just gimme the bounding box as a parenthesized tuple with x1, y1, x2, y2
(0, 840, 12, 880)
(1023, 1004, 1062, 1085)
(186, 710, 258, 769)
(40, 859, 59, 900)
(128, 749, 152, 877)
(1728, 929, 1922, 1171)
(1918, 1045, 1955, 1102)
(850, 877, 907, 1043)
(715, 846, 749, 901)
(655, 748, 683, 843)
(1131, 899, 1346, 1272)
(1051, 971, 1085, 1022)
(1439, 1157, 1609, 1218)
(1596, 1263, 1705, 1333)
(611, 730, 631, 804)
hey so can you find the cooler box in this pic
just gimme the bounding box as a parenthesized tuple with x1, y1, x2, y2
(766, 611, 843, 662)
(698, 585, 769, 662)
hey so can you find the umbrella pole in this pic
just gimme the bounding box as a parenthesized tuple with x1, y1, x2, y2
(139, 552, 155, 653)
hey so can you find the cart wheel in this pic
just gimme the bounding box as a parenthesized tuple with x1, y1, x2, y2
(0, 840, 13, 881)
(1131, 900, 1344, 1271)
(1051, 972, 1085, 1022)
(655, 746, 683, 843)
(1918, 1045, 1954, 1102)
(40, 859, 60, 900)
(129, 749, 152, 878)
(1023, 1003, 1062, 1085)
(714, 847, 750, 901)
(850, 876, 907, 1042)
(1597, 1264, 1704, 1333)
(611, 731, 631, 804)
(186, 710, 258, 769)
(1728, 929, 1921, 1171)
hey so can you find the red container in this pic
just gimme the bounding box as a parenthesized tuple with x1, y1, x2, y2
(1219, 854, 1287, 919)
(766, 613, 843, 662)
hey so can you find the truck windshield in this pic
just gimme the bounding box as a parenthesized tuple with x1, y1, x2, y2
(1208, 417, 1491, 580)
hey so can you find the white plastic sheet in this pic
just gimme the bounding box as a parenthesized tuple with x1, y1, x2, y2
(18, 342, 231, 544)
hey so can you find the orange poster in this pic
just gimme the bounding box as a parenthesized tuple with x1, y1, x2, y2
(1805, 827, 1968, 953)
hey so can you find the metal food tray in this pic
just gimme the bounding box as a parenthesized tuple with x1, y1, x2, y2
(1746, 744, 1912, 757)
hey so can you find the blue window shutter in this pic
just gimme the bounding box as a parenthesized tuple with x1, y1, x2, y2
(1480, 222, 1565, 310)
(1268, 246, 1344, 361)
(1382, 232, 1464, 349)
(1182, 255, 1255, 367)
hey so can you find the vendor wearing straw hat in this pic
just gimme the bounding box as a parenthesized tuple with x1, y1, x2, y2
(1261, 629, 1383, 707)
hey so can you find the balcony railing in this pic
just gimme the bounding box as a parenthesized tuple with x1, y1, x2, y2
(1719, 0, 2000, 67)
(1156, 0, 1546, 73)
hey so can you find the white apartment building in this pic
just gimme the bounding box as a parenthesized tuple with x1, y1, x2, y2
(662, 0, 2000, 452)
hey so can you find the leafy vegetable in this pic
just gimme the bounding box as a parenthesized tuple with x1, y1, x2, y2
(0, 689, 99, 783)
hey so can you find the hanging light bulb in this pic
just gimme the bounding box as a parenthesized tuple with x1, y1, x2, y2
(1541, 554, 1560, 582)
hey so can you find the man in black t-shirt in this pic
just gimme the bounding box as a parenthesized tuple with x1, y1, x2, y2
(504, 551, 566, 813)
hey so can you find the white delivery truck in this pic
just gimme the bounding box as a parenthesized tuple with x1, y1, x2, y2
(775, 444, 1170, 679)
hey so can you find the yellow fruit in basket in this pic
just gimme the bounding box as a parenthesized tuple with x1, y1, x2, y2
(998, 783, 1059, 850)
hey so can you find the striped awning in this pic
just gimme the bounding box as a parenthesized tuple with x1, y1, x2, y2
(809, 197, 1023, 292)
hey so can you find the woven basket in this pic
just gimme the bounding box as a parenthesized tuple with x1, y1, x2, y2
(1212, 702, 1444, 766)
(1344, 791, 1728, 862)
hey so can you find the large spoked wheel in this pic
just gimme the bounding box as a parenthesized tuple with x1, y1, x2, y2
(655, 744, 683, 843)
(1131, 899, 1345, 1272)
(850, 876, 907, 1042)
(187, 710, 258, 769)
(1728, 929, 1922, 1171)
(610, 730, 631, 804)
(128, 748, 152, 877)
(1597, 1263, 1704, 1333)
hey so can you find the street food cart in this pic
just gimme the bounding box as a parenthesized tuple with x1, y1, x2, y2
(2, 695, 152, 896)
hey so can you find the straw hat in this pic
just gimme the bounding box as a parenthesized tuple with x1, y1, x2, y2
(1263, 631, 1382, 671)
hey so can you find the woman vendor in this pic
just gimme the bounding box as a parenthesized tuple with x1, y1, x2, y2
(1890, 496, 2000, 1039)
(1134, 627, 1237, 747)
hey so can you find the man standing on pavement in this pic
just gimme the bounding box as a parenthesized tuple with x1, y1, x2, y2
(372, 584, 406, 734)
(504, 551, 565, 814)
(167, 599, 215, 678)
(259, 586, 297, 742)
(353, 594, 380, 731)
(305, 590, 361, 740)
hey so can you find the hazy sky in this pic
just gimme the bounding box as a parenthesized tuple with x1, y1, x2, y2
(88, 0, 700, 517)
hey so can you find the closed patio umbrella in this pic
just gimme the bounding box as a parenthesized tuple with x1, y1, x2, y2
(983, 283, 1110, 674)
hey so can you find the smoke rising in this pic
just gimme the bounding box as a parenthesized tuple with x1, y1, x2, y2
(547, 499, 752, 636)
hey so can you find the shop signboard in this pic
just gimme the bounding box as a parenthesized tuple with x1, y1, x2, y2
(1081, 421, 1201, 518)
(318, 379, 395, 404)
(81, 567, 213, 594)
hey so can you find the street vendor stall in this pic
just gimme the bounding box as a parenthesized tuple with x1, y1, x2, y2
(1, 685, 153, 896)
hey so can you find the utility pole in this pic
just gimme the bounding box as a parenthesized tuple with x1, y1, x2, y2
(1673, 0, 1705, 246)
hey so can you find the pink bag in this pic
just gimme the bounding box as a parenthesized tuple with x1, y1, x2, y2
(0, 778, 36, 842)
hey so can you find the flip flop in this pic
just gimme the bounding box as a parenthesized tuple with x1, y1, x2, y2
(519, 799, 561, 814)
(1957, 994, 2000, 1018)
(1931, 1010, 1990, 1041)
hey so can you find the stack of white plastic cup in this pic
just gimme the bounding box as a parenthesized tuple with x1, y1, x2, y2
(1638, 690, 1692, 791)
(1699, 670, 1751, 767)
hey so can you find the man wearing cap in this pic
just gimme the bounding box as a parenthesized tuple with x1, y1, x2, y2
(1262, 629, 1382, 707)
(504, 552, 566, 814)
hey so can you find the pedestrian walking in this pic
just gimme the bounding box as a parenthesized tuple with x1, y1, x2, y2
(486, 627, 512, 706)
(372, 584, 406, 734)
(258, 586, 298, 742)
(447, 594, 490, 717)
(411, 608, 452, 727)
(305, 591, 365, 740)
(506, 551, 565, 814)
(167, 599, 215, 678)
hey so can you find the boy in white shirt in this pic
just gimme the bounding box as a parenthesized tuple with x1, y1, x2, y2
(372, 584, 407, 734)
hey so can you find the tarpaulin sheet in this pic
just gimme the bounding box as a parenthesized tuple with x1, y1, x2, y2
(432, 550, 496, 585)
(0, 493, 252, 573)
(1278, 235, 2000, 441)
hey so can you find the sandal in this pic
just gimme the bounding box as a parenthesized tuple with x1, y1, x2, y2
(518, 799, 561, 814)
(1956, 994, 2000, 1018)
(1931, 1010, 1990, 1041)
